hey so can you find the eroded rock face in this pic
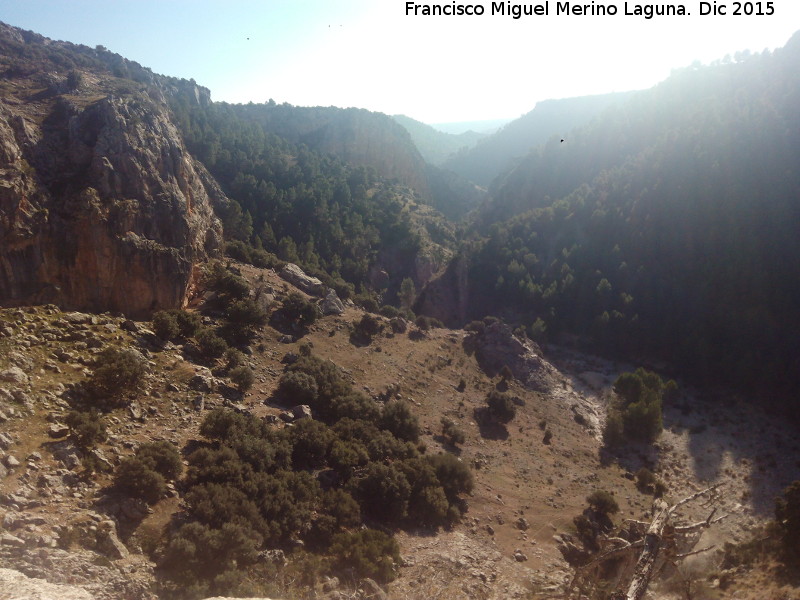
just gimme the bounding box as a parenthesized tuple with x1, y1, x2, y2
(470, 321, 559, 392)
(0, 568, 94, 600)
(0, 72, 223, 317)
(279, 263, 325, 296)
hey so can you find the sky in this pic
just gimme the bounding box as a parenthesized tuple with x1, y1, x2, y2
(1, 1, 798, 125)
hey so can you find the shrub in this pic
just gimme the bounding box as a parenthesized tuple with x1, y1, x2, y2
(354, 462, 411, 522)
(636, 467, 657, 492)
(776, 480, 800, 566)
(226, 298, 268, 329)
(328, 439, 370, 478)
(380, 400, 420, 443)
(427, 453, 474, 503)
(603, 368, 667, 445)
(65, 409, 106, 449)
(587, 490, 619, 517)
(279, 292, 318, 327)
(277, 371, 319, 405)
(353, 314, 382, 341)
(196, 328, 228, 359)
(379, 305, 400, 318)
(85, 347, 147, 405)
(204, 263, 250, 301)
(330, 529, 400, 583)
(114, 457, 167, 504)
(136, 440, 183, 481)
(389, 317, 407, 334)
(415, 315, 443, 331)
(173, 310, 202, 338)
(229, 365, 255, 392)
(159, 521, 261, 589)
(287, 419, 335, 470)
(152, 310, 179, 341)
(486, 390, 516, 423)
(224, 348, 244, 370)
(441, 417, 466, 446)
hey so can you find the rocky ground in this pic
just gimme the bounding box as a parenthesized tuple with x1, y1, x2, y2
(1, 262, 799, 600)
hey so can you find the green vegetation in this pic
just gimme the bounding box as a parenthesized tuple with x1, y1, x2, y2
(485, 390, 516, 424)
(114, 441, 182, 505)
(776, 480, 800, 568)
(586, 490, 619, 518)
(156, 351, 472, 596)
(603, 368, 671, 446)
(440, 417, 466, 446)
(85, 347, 147, 408)
(167, 97, 434, 303)
(65, 409, 106, 449)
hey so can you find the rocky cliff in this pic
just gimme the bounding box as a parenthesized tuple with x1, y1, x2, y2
(0, 24, 224, 317)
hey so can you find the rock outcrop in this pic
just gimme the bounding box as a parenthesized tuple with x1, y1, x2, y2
(469, 321, 559, 391)
(0, 567, 94, 600)
(279, 263, 325, 296)
(0, 25, 224, 318)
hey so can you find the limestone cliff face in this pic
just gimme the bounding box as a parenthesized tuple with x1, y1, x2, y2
(0, 75, 224, 317)
(413, 251, 470, 326)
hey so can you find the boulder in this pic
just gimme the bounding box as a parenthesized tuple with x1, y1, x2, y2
(279, 263, 325, 296)
(95, 520, 129, 560)
(319, 289, 345, 315)
(472, 321, 559, 392)
(291, 405, 313, 420)
(0, 367, 28, 384)
(0, 567, 93, 600)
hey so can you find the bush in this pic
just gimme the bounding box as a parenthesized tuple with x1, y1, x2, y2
(85, 347, 147, 405)
(136, 440, 183, 481)
(486, 390, 516, 423)
(441, 417, 465, 446)
(380, 400, 420, 442)
(152, 310, 179, 341)
(587, 490, 619, 517)
(415, 315, 443, 331)
(389, 317, 407, 334)
(277, 371, 319, 405)
(354, 462, 411, 522)
(776, 480, 800, 566)
(159, 521, 261, 590)
(277, 292, 318, 328)
(427, 452, 474, 503)
(204, 263, 250, 301)
(636, 467, 657, 492)
(229, 365, 255, 392)
(114, 457, 167, 504)
(330, 529, 400, 583)
(603, 368, 667, 445)
(353, 314, 382, 341)
(379, 305, 400, 318)
(65, 409, 106, 449)
(226, 298, 268, 329)
(224, 348, 244, 370)
(287, 419, 335, 470)
(196, 328, 228, 359)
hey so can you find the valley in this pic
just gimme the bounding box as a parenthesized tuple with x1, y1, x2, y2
(0, 18, 799, 600)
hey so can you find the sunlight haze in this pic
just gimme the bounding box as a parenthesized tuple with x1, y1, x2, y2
(1, 0, 798, 123)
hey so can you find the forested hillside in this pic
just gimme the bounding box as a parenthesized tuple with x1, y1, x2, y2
(392, 114, 485, 165)
(447, 33, 800, 404)
(443, 91, 635, 187)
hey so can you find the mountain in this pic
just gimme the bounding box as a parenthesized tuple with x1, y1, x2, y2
(391, 114, 485, 166)
(420, 32, 800, 403)
(442, 91, 637, 187)
(0, 23, 224, 317)
(430, 117, 512, 134)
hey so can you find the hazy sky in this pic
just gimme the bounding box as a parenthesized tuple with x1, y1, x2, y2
(1, 1, 798, 124)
